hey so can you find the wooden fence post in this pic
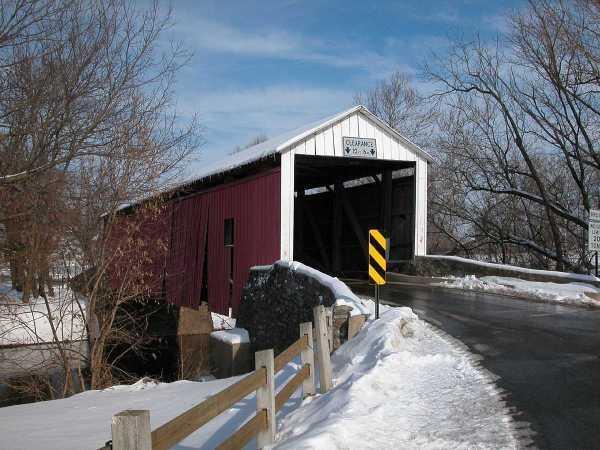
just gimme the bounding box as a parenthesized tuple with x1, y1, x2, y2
(299, 322, 316, 397)
(111, 410, 152, 450)
(325, 307, 333, 352)
(255, 349, 275, 448)
(313, 306, 332, 393)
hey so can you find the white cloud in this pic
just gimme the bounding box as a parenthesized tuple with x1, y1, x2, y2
(164, 11, 439, 175)
(172, 17, 405, 76)
(482, 14, 512, 35)
(179, 85, 354, 165)
(179, 18, 302, 58)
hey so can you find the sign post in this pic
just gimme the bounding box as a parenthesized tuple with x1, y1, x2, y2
(589, 209, 600, 277)
(368, 229, 387, 319)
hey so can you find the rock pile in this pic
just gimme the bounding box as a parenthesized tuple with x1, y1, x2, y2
(237, 261, 336, 355)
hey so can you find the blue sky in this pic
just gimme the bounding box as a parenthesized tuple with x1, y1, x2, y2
(161, 0, 524, 167)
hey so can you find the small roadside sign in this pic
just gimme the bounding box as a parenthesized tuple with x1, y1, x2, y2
(588, 209, 600, 252)
(368, 229, 388, 320)
(368, 229, 387, 285)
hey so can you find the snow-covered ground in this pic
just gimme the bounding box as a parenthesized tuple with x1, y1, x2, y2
(436, 275, 600, 308)
(0, 301, 521, 450)
(425, 254, 600, 283)
(275, 305, 520, 449)
(211, 328, 250, 344)
(0, 353, 305, 449)
(0, 280, 86, 346)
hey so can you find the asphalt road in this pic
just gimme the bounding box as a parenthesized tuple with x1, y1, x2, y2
(350, 282, 600, 450)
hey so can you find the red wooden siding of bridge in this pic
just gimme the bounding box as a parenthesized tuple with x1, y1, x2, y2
(166, 168, 281, 313)
(110, 167, 281, 315)
(107, 202, 172, 297)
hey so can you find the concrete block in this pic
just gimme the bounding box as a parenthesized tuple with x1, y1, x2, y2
(209, 334, 251, 379)
(348, 314, 367, 340)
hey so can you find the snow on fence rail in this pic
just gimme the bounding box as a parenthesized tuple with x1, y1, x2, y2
(100, 307, 332, 450)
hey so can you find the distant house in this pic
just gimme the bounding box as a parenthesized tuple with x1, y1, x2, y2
(0, 281, 87, 404)
(111, 105, 432, 316)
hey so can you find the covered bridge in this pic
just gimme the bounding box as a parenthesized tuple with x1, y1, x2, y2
(112, 105, 432, 315)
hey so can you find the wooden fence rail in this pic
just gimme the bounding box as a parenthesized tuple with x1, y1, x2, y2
(275, 364, 310, 411)
(152, 367, 267, 450)
(103, 312, 329, 450)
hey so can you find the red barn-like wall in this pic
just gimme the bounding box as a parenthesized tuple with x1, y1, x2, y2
(111, 167, 281, 315)
(166, 168, 281, 314)
(106, 202, 172, 296)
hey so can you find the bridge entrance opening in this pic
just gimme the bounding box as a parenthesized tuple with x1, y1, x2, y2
(293, 154, 416, 277)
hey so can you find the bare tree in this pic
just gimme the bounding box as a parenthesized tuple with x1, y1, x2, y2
(354, 71, 436, 146)
(424, 0, 600, 271)
(0, 0, 199, 296)
(0, 0, 201, 395)
(0, 0, 196, 185)
(231, 134, 268, 154)
(354, 71, 443, 254)
(81, 201, 171, 389)
(0, 281, 87, 400)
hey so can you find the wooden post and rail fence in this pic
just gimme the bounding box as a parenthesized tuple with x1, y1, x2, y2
(101, 305, 333, 450)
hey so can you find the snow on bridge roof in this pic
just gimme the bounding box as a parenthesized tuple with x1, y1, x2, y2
(180, 104, 432, 187)
(118, 105, 432, 211)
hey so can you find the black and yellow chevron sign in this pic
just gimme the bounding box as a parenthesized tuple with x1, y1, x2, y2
(368, 229, 387, 285)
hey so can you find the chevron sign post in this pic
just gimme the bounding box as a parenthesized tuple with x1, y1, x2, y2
(368, 229, 388, 319)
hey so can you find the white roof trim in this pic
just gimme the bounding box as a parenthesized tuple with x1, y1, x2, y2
(358, 106, 434, 162)
(276, 105, 434, 162)
(275, 105, 364, 151)
(118, 105, 433, 211)
(180, 105, 432, 186)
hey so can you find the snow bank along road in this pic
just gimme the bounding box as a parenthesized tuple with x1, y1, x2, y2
(275, 306, 519, 449)
(350, 282, 600, 450)
(0, 301, 519, 450)
(436, 275, 600, 308)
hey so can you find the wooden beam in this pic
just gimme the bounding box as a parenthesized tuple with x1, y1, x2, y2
(382, 169, 393, 235)
(338, 184, 369, 261)
(313, 306, 332, 393)
(296, 188, 304, 260)
(300, 322, 316, 397)
(299, 253, 327, 273)
(332, 181, 343, 273)
(111, 410, 151, 450)
(325, 307, 333, 352)
(151, 369, 266, 450)
(274, 335, 308, 373)
(255, 350, 276, 448)
(274, 364, 310, 411)
(305, 204, 331, 270)
(216, 410, 267, 450)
